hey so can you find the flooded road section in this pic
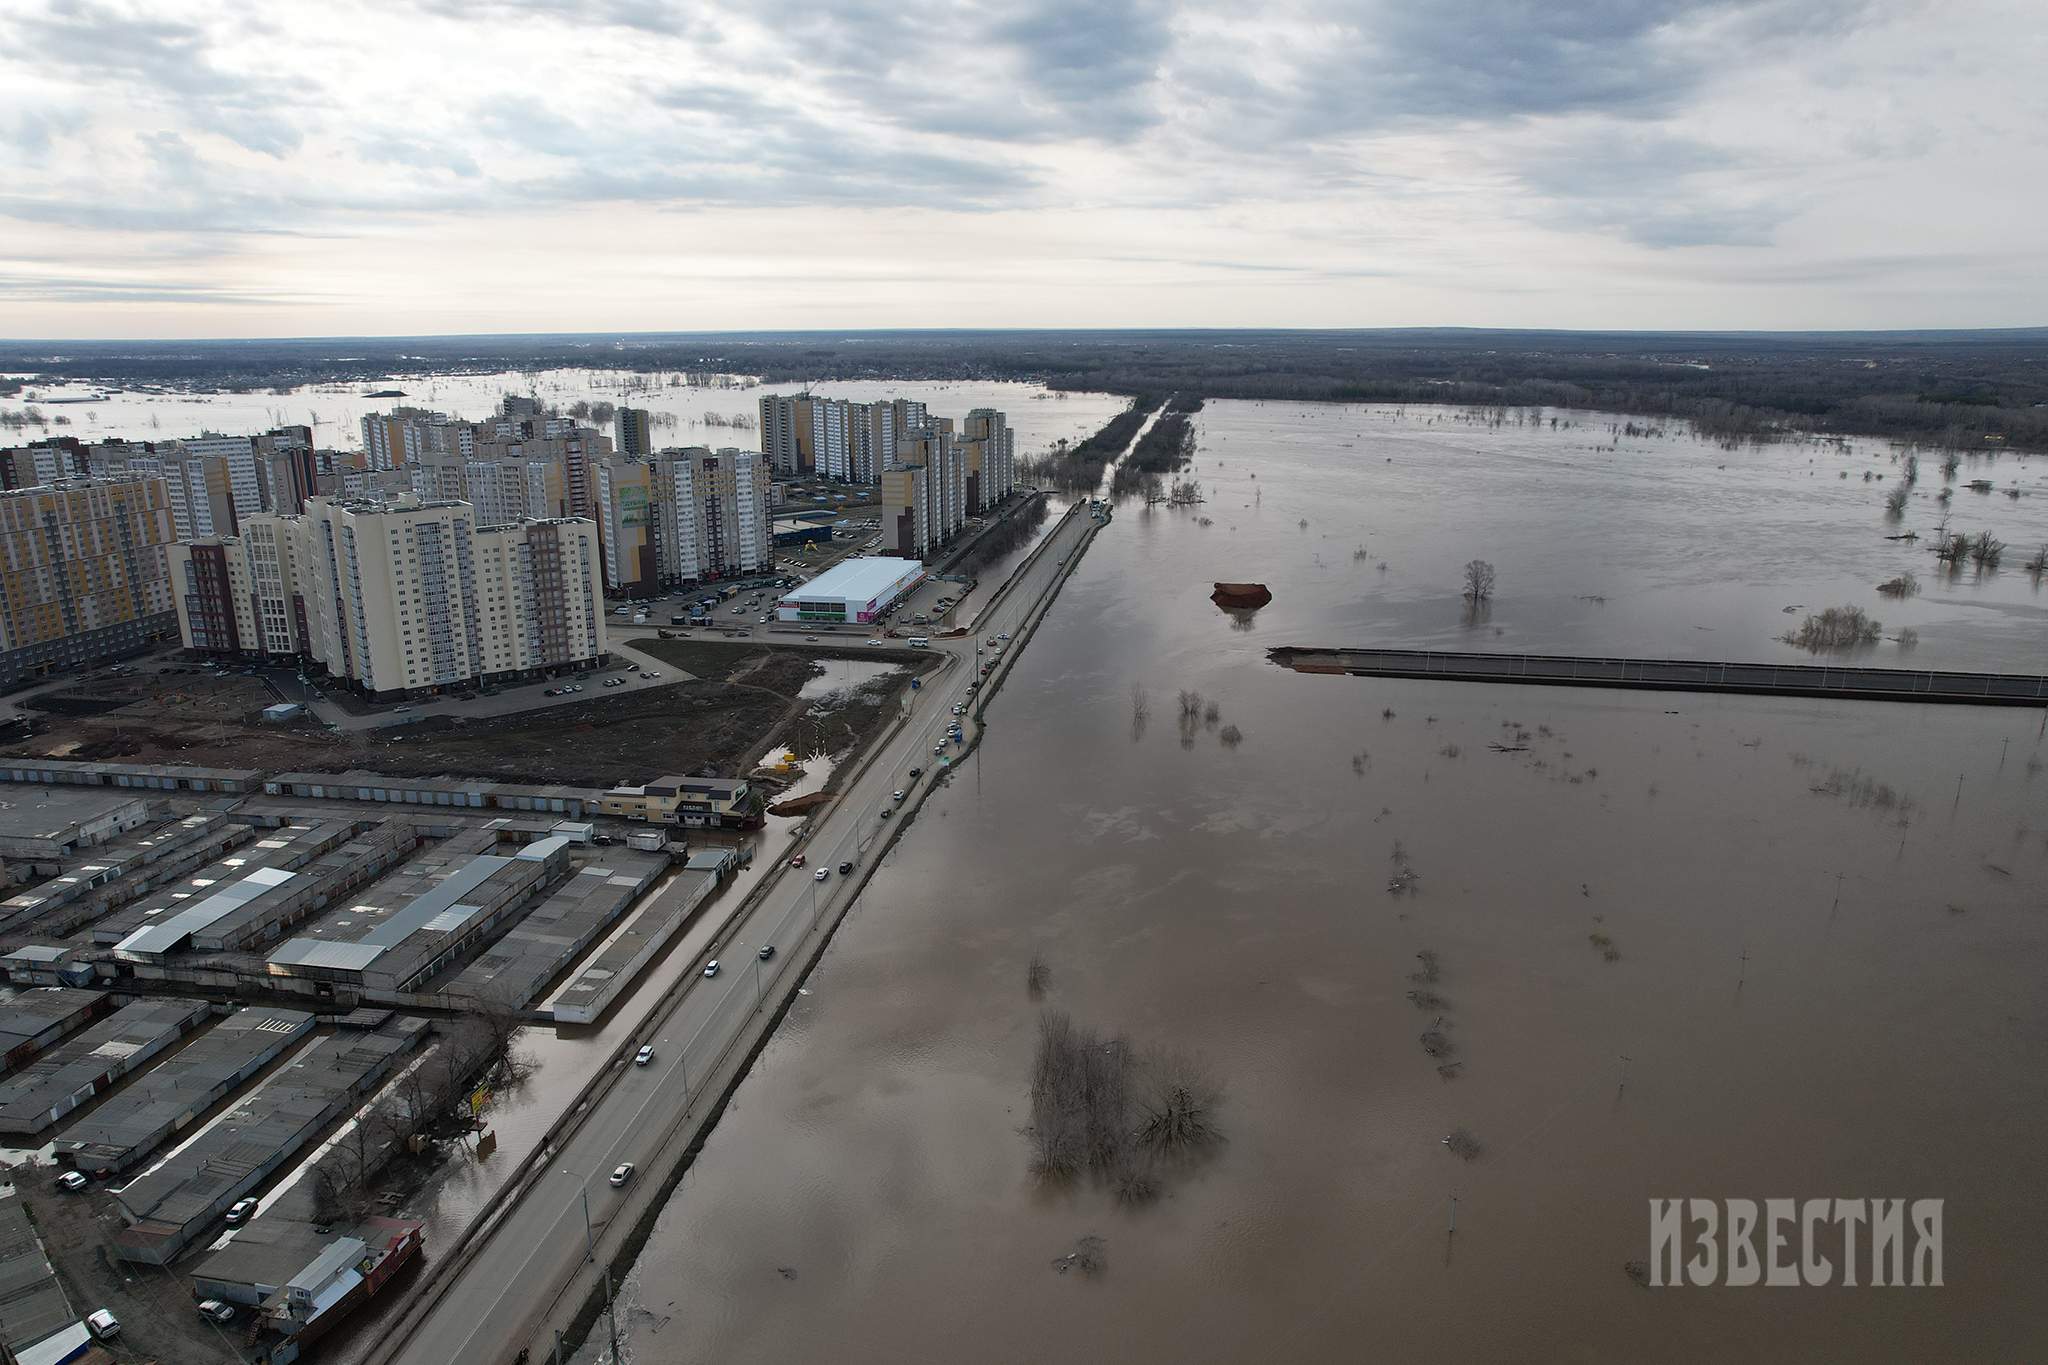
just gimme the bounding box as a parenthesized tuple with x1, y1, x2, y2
(598, 403, 2047, 1363)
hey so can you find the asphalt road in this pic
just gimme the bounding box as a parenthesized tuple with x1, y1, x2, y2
(384, 503, 1096, 1365)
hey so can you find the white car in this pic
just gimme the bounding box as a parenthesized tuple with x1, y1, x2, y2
(225, 1196, 259, 1225)
(57, 1171, 87, 1192)
(892, 790, 905, 802)
(814, 868, 829, 882)
(866, 638, 884, 646)
(703, 960, 720, 978)
(998, 632, 1011, 641)
(609, 1163, 634, 1187)
(635, 1045, 655, 1066)
(198, 1300, 235, 1323)
(86, 1309, 120, 1340)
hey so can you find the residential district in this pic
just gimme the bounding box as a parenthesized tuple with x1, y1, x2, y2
(0, 387, 1047, 1364)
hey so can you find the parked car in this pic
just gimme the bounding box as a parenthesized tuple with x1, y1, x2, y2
(641, 670, 660, 679)
(198, 1300, 235, 1323)
(635, 1045, 655, 1066)
(86, 1309, 120, 1340)
(57, 1171, 87, 1192)
(892, 790, 905, 802)
(703, 960, 720, 978)
(908, 766, 922, 778)
(758, 944, 776, 961)
(609, 1163, 635, 1187)
(933, 744, 946, 755)
(225, 1197, 258, 1225)
(789, 854, 806, 867)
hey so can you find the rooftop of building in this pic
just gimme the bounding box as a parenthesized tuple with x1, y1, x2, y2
(113, 1022, 426, 1237)
(0, 1186, 77, 1353)
(266, 831, 562, 982)
(53, 1007, 314, 1170)
(90, 820, 359, 948)
(0, 787, 147, 843)
(0, 987, 104, 1057)
(779, 556, 924, 605)
(0, 474, 160, 499)
(0, 758, 261, 787)
(0, 998, 214, 1135)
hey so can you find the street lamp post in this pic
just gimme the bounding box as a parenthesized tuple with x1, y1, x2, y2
(562, 1169, 622, 1361)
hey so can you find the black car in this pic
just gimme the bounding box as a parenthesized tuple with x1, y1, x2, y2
(758, 945, 776, 961)
(908, 766, 922, 778)
(838, 860, 853, 874)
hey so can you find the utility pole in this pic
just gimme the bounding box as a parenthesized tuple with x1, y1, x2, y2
(1617, 1053, 1632, 1096)
(1448, 1195, 1458, 1235)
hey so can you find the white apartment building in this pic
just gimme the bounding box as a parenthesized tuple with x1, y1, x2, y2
(177, 436, 263, 525)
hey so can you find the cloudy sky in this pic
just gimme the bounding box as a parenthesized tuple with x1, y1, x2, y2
(0, 0, 2041, 338)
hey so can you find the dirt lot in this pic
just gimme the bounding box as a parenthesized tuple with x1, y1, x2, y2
(14, 1176, 244, 1363)
(5, 646, 929, 790)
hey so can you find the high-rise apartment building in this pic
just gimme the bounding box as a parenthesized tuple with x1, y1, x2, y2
(961, 408, 1017, 513)
(361, 409, 477, 471)
(593, 458, 658, 595)
(668, 447, 771, 584)
(0, 477, 179, 686)
(760, 393, 804, 476)
(591, 447, 772, 594)
(162, 447, 240, 540)
(473, 423, 610, 521)
(172, 435, 263, 528)
(616, 407, 653, 457)
(881, 425, 967, 559)
(758, 394, 932, 483)
(171, 496, 607, 698)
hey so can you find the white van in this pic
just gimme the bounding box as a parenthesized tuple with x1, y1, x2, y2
(907, 637, 930, 649)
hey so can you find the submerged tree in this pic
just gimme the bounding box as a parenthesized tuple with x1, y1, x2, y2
(1462, 559, 1496, 602)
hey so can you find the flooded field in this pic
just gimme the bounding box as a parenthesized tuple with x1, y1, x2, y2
(596, 403, 2048, 1362)
(7, 369, 1129, 467)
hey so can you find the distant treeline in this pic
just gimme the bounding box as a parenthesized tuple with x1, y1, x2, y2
(1021, 394, 1164, 493)
(1109, 395, 1203, 497)
(8, 327, 2047, 450)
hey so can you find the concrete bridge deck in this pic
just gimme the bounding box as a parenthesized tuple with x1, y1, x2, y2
(1269, 647, 2048, 706)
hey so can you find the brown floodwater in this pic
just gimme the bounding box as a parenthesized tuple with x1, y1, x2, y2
(588, 404, 2047, 1362)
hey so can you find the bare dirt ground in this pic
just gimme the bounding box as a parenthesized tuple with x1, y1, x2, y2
(14, 1176, 243, 1364)
(5, 646, 929, 790)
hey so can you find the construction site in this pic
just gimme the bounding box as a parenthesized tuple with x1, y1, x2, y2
(0, 755, 755, 1365)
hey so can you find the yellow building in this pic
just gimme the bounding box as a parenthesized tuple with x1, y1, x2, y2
(0, 477, 178, 686)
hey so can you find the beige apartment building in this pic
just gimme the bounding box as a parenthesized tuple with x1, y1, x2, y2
(0, 477, 179, 687)
(171, 495, 607, 699)
(594, 447, 772, 594)
(882, 422, 968, 559)
(961, 408, 1016, 513)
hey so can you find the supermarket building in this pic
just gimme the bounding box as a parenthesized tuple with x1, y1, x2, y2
(775, 557, 924, 625)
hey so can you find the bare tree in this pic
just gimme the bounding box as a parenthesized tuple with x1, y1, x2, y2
(1462, 559, 1496, 602)
(1128, 684, 1150, 725)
